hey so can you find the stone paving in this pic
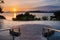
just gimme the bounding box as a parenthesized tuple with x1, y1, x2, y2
(0, 24, 51, 40)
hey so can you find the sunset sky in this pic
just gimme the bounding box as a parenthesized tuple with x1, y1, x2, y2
(3, 0, 60, 11)
(0, 0, 59, 20)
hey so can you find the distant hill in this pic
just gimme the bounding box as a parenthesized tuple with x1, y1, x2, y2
(30, 6, 60, 12)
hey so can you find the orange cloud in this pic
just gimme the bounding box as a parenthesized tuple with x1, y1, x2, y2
(3, 6, 31, 12)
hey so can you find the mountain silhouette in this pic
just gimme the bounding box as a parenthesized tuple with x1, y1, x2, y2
(30, 6, 60, 11)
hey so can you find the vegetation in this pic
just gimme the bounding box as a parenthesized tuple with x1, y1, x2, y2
(54, 11, 60, 20)
(12, 12, 41, 21)
(12, 10, 60, 21)
(0, 15, 6, 19)
(42, 16, 48, 20)
(0, 0, 4, 13)
(0, 7, 3, 13)
(50, 10, 60, 21)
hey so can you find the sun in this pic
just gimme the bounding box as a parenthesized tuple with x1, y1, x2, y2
(12, 8, 17, 18)
(13, 8, 17, 12)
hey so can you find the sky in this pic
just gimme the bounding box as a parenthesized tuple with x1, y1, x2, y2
(0, 0, 59, 20)
(4, 0, 60, 7)
(2, 0, 60, 11)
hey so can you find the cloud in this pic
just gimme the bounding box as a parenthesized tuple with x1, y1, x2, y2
(44, 0, 60, 6)
(4, 0, 60, 8)
(4, 0, 45, 7)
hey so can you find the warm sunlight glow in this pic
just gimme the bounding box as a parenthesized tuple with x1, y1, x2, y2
(14, 13, 16, 18)
(13, 8, 17, 18)
(3, 6, 31, 12)
(13, 8, 17, 12)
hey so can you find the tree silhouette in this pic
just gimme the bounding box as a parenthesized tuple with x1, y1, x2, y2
(0, 0, 4, 13)
(50, 11, 60, 21)
(0, 7, 3, 13)
(35, 18, 41, 20)
(54, 11, 60, 20)
(16, 14, 24, 20)
(0, 15, 6, 19)
(42, 16, 48, 20)
(13, 12, 41, 21)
